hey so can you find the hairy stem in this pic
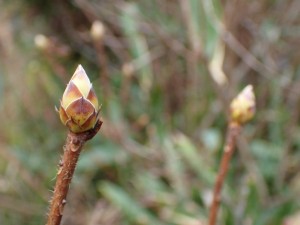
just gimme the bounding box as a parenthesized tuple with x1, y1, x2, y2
(46, 120, 102, 225)
(209, 122, 241, 225)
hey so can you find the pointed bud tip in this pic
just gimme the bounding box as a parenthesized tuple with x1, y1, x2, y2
(242, 85, 254, 99)
(70, 64, 92, 97)
(74, 64, 86, 75)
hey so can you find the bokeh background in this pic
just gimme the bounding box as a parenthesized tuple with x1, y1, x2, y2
(1, 0, 300, 224)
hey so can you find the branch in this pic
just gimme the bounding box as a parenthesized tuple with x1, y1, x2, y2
(208, 122, 241, 225)
(46, 119, 103, 225)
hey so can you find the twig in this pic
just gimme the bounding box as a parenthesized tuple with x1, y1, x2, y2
(208, 85, 255, 225)
(46, 120, 103, 225)
(208, 122, 241, 225)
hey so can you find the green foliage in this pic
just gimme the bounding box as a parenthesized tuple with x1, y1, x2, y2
(100, 182, 164, 225)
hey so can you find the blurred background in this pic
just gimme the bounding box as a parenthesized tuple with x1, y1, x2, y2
(0, 0, 300, 224)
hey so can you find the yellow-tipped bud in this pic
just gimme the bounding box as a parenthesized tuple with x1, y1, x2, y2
(34, 34, 49, 50)
(90, 20, 105, 41)
(230, 85, 255, 124)
(59, 65, 100, 133)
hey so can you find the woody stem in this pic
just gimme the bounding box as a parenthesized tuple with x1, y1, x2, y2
(208, 122, 241, 225)
(46, 120, 102, 225)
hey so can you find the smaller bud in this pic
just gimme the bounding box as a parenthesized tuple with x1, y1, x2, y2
(122, 63, 134, 78)
(90, 20, 105, 41)
(230, 85, 255, 124)
(35, 34, 49, 50)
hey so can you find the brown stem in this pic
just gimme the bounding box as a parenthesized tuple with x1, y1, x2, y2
(208, 122, 241, 225)
(46, 120, 103, 225)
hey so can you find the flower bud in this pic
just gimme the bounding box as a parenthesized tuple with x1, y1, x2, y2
(59, 65, 100, 133)
(230, 85, 255, 124)
(35, 34, 49, 50)
(90, 20, 105, 41)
